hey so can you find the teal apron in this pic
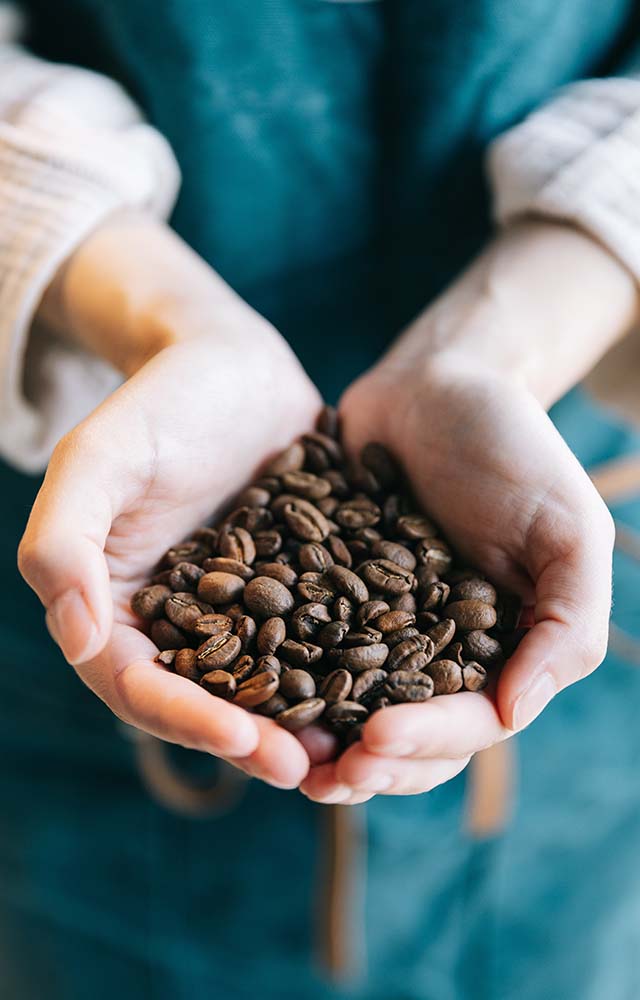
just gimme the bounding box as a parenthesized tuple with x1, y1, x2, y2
(2, 2, 640, 997)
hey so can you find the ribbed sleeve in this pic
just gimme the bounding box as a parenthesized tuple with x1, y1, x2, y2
(0, 42, 180, 472)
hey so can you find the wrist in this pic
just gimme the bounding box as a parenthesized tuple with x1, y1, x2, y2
(382, 219, 640, 408)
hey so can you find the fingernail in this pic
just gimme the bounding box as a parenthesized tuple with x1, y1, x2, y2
(307, 784, 353, 804)
(374, 741, 416, 758)
(354, 774, 394, 793)
(513, 672, 557, 730)
(46, 590, 99, 665)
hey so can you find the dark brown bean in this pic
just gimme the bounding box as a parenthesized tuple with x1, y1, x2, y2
(200, 669, 236, 699)
(326, 565, 369, 604)
(197, 572, 246, 606)
(163, 541, 207, 567)
(316, 620, 350, 649)
(361, 442, 400, 489)
(296, 579, 335, 606)
(283, 498, 330, 543)
(167, 562, 205, 592)
(387, 635, 434, 672)
(373, 609, 416, 634)
(279, 669, 316, 701)
(290, 603, 332, 641)
(298, 542, 334, 573)
(385, 626, 420, 648)
(420, 582, 451, 611)
(352, 668, 388, 703)
(385, 670, 434, 702)
(255, 654, 282, 676)
(234, 670, 280, 708)
(192, 613, 234, 638)
(326, 534, 352, 567)
(360, 559, 414, 595)
(231, 655, 256, 683)
(263, 441, 306, 476)
(202, 557, 254, 581)
(255, 693, 289, 717)
(151, 618, 188, 650)
(319, 669, 353, 704)
(449, 578, 497, 606)
(218, 525, 256, 565)
(174, 647, 200, 681)
(426, 618, 456, 656)
(461, 631, 504, 667)
(281, 471, 332, 500)
(254, 530, 283, 558)
(279, 639, 323, 667)
(235, 486, 272, 509)
(165, 592, 213, 630)
(339, 644, 389, 672)
(333, 595, 355, 623)
(388, 593, 417, 614)
(414, 538, 452, 573)
(234, 614, 258, 651)
(325, 701, 369, 726)
(257, 617, 287, 656)
(462, 661, 488, 691)
(356, 600, 391, 628)
(195, 632, 242, 671)
(317, 405, 339, 438)
(396, 514, 436, 540)
(276, 698, 326, 732)
(335, 497, 382, 530)
(131, 584, 172, 620)
(255, 562, 298, 587)
(427, 659, 464, 695)
(446, 600, 497, 631)
(371, 539, 416, 571)
(342, 628, 383, 648)
(244, 576, 295, 618)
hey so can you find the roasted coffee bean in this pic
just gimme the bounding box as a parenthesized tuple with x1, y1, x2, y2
(385, 626, 420, 648)
(415, 566, 439, 591)
(373, 609, 416, 634)
(193, 613, 234, 638)
(352, 668, 388, 703)
(291, 603, 332, 641)
(317, 405, 339, 438)
(421, 581, 451, 611)
(356, 600, 390, 628)
(257, 617, 287, 656)
(224, 505, 273, 534)
(131, 584, 172, 620)
(296, 579, 335, 605)
(254, 562, 298, 587)
(395, 514, 436, 540)
(234, 614, 257, 651)
(442, 641, 465, 666)
(324, 468, 349, 498)
(360, 559, 414, 595)
(416, 611, 440, 630)
(388, 593, 417, 614)
(283, 498, 331, 543)
(317, 496, 339, 518)
(282, 471, 332, 500)
(276, 697, 326, 732)
(231, 655, 256, 683)
(218, 525, 256, 565)
(200, 669, 236, 699)
(349, 464, 381, 495)
(387, 635, 434, 672)
(462, 661, 488, 691)
(339, 643, 389, 672)
(446, 599, 497, 631)
(195, 632, 242, 671)
(361, 442, 400, 489)
(426, 618, 456, 656)
(427, 659, 464, 695)
(168, 562, 205, 592)
(255, 654, 282, 676)
(342, 628, 383, 648)
(197, 572, 246, 606)
(298, 542, 334, 573)
(303, 431, 343, 467)
(449, 578, 496, 606)
(319, 669, 353, 704)
(279, 639, 323, 667)
(191, 527, 219, 551)
(263, 441, 306, 476)
(385, 670, 434, 703)
(325, 700, 369, 726)
(370, 539, 416, 571)
(202, 557, 255, 581)
(155, 649, 177, 668)
(415, 538, 452, 574)
(174, 647, 200, 681)
(461, 630, 504, 667)
(333, 595, 355, 623)
(326, 565, 369, 604)
(382, 493, 407, 531)
(165, 592, 213, 630)
(223, 603, 246, 621)
(163, 541, 207, 567)
(279, 669, 316, 701)
(316, 620, 350, 649)
(255, 693, 289, 717)
(235, 486, 273, 509)
(326, 535, 352, 567)
(369, 696, 391, 714)
(253, 530, 283, 558)
(244, 576, 295, 618)
(151, 618, 188, 650)
(234, 670, 280, 708)
(335, 497, 381, 529)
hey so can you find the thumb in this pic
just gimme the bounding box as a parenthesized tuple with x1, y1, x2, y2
(18, 426, 117, 664)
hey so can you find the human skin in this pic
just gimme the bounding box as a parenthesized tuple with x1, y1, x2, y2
(18, 214, 638, 798)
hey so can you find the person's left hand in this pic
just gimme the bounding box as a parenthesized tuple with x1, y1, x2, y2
(300, 351, 614, 805)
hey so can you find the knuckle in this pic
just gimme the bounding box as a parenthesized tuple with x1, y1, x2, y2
(16, 536, 44, 585)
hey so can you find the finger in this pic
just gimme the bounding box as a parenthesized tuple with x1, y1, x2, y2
(299, 762, 374, 806)
(296, 724, 339, 765)
(497, 503, 614, 731)
(17, 424, 135, 664)
(336, 743, 471, 795)
(79, 623, 259, 758)
(224, 716, 311, 789)
(361, 693, 510, 759)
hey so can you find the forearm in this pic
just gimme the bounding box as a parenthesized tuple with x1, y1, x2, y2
(38, 211, 274, 377)
(383, 220, 639, 408)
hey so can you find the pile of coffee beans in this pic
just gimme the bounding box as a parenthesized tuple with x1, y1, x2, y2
(131, 407, 521, 747)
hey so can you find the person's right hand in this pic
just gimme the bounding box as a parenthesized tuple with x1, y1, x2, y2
(18, 215, 324, 789)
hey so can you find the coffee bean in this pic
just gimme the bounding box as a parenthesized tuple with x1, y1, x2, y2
(151, 618, 188, 650)
(244, 576, 295, 618)
(218, 525, 256, 565)
(388, 593, 417, 614)
(342, 628, 383, 648)
(446, 599, 497, 631)
(427, 659, 463, 695)
(416, 611, 440, 630)
(373, 609, 416, 634)
(326, 535, 352, 567)
(449, 578, 497, 606)
(254, 562, 298, 587)
(325, 701, 369, 726)
(131, 584, 172, 621)
(255, 654, 282, 676)
(385, 670, 434, 702)
(282, 471, 332, 501)
(420, 581, 451, 611)
(385, 626, 420, 648)
(279, 669, 316, 701)
(291, 603, 332, 641)
(461, 630, 504, 667)
(198, 572, 246, 606)
(236, 486, 273, 509)
(231, 655, 256, 683)
(163, 541, 207, 567)
(298, 542, 334, 573)
(195, 632, 242, 671)
(234, 614, 258, 651)
(279, 639, 323, 667)
(283, 498, 330, 543)
(335, 497, 381, 529)
(462, 661, 488, 691)
(254, 530, 283, 558)
(317, 405, 339, 438)
(234, 670, 280, 708)
(191, 527, 219, 551)
(174, 647, 200, 681)
(326, 565, 369, 604)
(202, 557, 255, 581)
(155, 649, 177, 668)
(395, 514, 435, 540)
(317, 495, 339, 518)
(192, 613, 234, 638)
(257, 617, 287, 656)
(415, 538, 452, 574)
(360, 559, 414, 595)
(333, 595, 355, 623)
(426, 618, 456, 656)
(296, 579, 335, 606)
(316, 620, 350, 649)
(370, 539, 416, 571)
(276, 697, 326, 732)
(165, 592, 213, 630)
(255, 693, 289, 717)
(263, 441, 306, 476)
(361, 442, 400, 490)
(387, 635, 434, 672)
(303, 431, 343, 467)
(352, 668, 388, 703)
(200, 669, 236, 699)
(339, 644, 389, 672)
(167, 562, 205, 592)
(494, 593, 523, 632)
(356, 600, 391, 628)
(319, 669, 353, 704)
